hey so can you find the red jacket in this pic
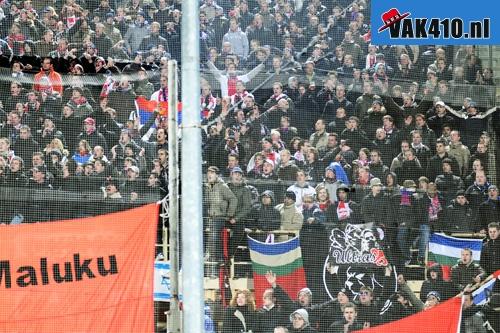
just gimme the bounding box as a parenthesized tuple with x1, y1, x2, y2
(33, 68, 63, 95)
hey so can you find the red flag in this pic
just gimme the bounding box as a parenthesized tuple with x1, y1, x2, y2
(136, 96, 182, 117)
(0, 204, 158, 332)
(354, 297, 462, 333)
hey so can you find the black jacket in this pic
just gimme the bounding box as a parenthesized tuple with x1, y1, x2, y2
(420, 264, 458, 302)
(480, 238, 500, 276)
(222, 305, 257, 333)
(445, 200, 474, 233)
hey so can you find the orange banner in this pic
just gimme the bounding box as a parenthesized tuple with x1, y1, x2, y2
(0, 203, 159, 333)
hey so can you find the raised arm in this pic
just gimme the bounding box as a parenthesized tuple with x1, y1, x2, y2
(206, 60, 224, 81)
(445, 105, 467, 119)
(476, 106, 499, 119)
(239, 63, 265, 82)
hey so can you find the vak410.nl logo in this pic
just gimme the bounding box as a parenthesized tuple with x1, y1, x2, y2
(377, 8, 490, 40)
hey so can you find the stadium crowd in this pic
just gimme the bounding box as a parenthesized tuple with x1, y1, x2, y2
(0, 0, 498, 331)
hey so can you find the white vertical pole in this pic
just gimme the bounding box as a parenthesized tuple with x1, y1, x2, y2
(181, 0, 204, 331)
(166, 60, 181, 333)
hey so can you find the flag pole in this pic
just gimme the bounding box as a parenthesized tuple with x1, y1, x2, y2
(181, 0, 204, 331)
(166, 60, 181, 333)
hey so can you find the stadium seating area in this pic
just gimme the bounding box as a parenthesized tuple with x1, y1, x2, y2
(0, 0, 499, 332)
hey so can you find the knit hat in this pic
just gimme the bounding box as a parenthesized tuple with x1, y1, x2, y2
(290, 308, 309, 325)
(298, 287, 312, 297)
(370, 178, 382, 188)
(426, 291, 441, 302)
(207, 166, 220, 174)
(261, 190, 275, 202)
(84, 117, 96, 126)
(285, 191, 296, 201)
(402, 179, 417, 189)
(231, 166, 243, 174)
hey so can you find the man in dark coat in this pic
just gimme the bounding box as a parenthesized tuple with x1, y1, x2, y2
(227, 167, 252, 257)
(479, 222, 500, 276)
(445, 190, 475, 233)
(427, 139, 460, 182)
(435, 158, 465, 205)
(477, 186, 500, 233)
(12, 126, 40, 168)
(328, 302, 363, 333)
(450, 248, 486, 291)
(256, 289, 288, 333)
(420, 264, 458, 302)
(246, 190, 281, 238)
(77, 117, 108, 153)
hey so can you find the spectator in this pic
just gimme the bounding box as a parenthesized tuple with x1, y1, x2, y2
(435, 158, 464, 204)
(478, 186, 500, 233)
(444, 190, 474, 233)
(303, 147, 323, 183)
(247, 190, 280, 236)
(427, 101, 456, 135)
(289, 309, 316, 332)
(309, 119, 328, 151)
(479, 222, 500, 276)
(322, 84, 354, 123)
(33, 57, 63, 96)
(450, 248, 486, 291)
(12, 126, 39, 168)
(446, 101, 498, 148)
(208, 60, 264, 98)
(368, 149, 389, 181)
(256, 288, 288, 333)
(277, 149, 299, 182)
(394, 148, 424, 185)
(465, 171, 490, 220)
(222, 289, 257, 333)
(392, 179, 420, 266)
(355, 286, 379, 328)
(222, 18, 249, 59)
(410, 130, 432, 171)
(461, 292, 488, 333)
(329, 184, 361, 227)
(420, 264, 457, 303)
(123, 11, 150, 55)
(227, 167, 252, 256)
(427, 139, 460, 182)
(276, 191, 303, 234)
(328, 302, 363, 333)
(362, 99, 386, 140)
(77, 117, 108, 154)
(361, 178, 390, 230)
(71, 139, 93, 166)
(287, 170, 316, 211)
(4, 156, 28, 188)
(138, 21, 168, 54)
(203, 166, 237, 266)
(443, 123, 465, 172)
(300, 194, 328, 300)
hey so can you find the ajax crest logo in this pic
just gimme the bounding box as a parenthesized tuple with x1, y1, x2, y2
(376, 7, 489, 39)
(378, 8, 411, 32)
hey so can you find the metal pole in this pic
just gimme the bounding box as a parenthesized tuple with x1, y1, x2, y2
(166, 60, 181, 333)
(181, 0, 204, 332)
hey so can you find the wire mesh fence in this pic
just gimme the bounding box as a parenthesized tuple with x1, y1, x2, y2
(0, 0, 499, 332)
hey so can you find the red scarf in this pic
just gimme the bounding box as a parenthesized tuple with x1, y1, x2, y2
(72, 96, 87, 106)
(227, 76, 238, 96)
